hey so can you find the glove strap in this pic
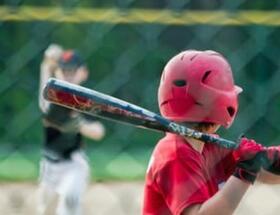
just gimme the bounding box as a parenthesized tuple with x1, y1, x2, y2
(233, 167, 257, 184)
(262, 149, 280, 175)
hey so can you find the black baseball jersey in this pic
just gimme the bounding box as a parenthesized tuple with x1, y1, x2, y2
(42, 104, 92, 161)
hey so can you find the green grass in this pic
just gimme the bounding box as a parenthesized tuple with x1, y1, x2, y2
(0, 152, 40, 181)
(0, 149, 152, 182)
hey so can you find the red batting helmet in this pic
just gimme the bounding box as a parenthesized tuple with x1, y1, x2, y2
(158, 50, 242, 128)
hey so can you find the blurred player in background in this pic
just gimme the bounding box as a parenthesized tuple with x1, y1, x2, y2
(38, 44, 105, 215)
(143, 50, 280, 215)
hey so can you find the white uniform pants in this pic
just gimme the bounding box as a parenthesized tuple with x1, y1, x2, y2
(38, 151, 90, 215)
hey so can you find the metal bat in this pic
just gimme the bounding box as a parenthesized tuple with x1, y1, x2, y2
(43, 78, 238, 149)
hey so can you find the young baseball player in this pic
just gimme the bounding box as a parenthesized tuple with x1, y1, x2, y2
(38, 44, 105, 215)
(143, 50, 280, 215)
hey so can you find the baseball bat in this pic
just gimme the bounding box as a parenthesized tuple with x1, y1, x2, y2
(43, 78, 238, 149)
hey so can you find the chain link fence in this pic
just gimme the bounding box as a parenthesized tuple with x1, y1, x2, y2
(1, 1, 280, 214)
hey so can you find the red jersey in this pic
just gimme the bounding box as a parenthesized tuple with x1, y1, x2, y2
(143, 133, 236, 215)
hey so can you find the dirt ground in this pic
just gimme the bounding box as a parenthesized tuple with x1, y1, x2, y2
(0, 181, 280, 215)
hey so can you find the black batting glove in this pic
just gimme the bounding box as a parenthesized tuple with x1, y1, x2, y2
(262, 146, 280, 175)
(233, 138, 264, 184)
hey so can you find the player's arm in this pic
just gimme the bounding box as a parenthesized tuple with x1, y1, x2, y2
(183, 176, 249, 215)
(79, 119, 105, 141)
(39, 61, 53, 112)
(257, 168, 280, 184)
(183, 138, 263, 215)
(39, 44, 63, 113)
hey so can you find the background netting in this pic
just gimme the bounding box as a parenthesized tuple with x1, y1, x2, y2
(1, 1, 280, 214)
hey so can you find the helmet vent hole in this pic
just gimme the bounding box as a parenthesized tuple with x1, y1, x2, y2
(190, 54, 198, 61)
(180, 54, 185, 60)
(202, 70, 211, 83)
(227, 107, 235, 117)
(173, 80, 186, 87)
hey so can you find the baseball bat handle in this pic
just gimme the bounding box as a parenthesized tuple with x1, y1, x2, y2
(157, 117, 239, 149)
(200, 133, 239, 149)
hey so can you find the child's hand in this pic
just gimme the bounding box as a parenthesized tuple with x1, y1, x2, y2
(42, 44, 63, 73)
(233, 137, 264, 184)
(44, 44, 63, 61)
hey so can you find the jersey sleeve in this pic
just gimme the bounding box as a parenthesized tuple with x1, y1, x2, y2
(219, 148, 237, 180)
(155, 158, 211, 215)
